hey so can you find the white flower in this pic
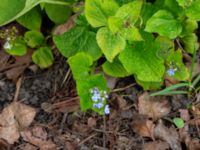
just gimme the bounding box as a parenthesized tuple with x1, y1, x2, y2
(3, 41, 12, 50)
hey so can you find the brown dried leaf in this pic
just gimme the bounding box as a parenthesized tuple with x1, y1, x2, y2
(0, 50, 10, 67)
(87, 117, 96, 128)
(188, 139, 200, 150)
(116, 95, 127, 110)
(0, 102, 36, 144)
(179, 109, 190, 121)
(154, 120, 182, 150)
(186, 63, 200, 78)
(21, 127, 56, 150)
(22, 143, 37, 150)
(143, 141, 170, 150)
(5, 65, 27, 81)
(52, 15, 77, 35)
(138, 92, 171, 120)
(132, 114, 155, 139)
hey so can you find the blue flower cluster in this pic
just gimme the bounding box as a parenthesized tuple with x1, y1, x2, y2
(90, 87, 110, 114)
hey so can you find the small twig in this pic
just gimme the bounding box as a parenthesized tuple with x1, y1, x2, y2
(59, 112, 68, 133)
(103, 115, 106, 148)
(78, 133, 97, 146)
(111, 83, 136, 93)
(13, 77, 22, 102)
(61, 69, 71, 88)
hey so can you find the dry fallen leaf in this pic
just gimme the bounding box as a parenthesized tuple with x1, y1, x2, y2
(21, 126, 56, 150)
(87, 117, 96, 128)
(188, 139, 200, 150)
(138, 92, 171, 120)
(52, 15, 77, 35)
(0, 102, 36, 144)
(143, 141, 170, 150)
(179, 109, 190, 121)
(132, 114, 155, 139)
(116, 95, 127, 110)
(154, 120, 182, 150)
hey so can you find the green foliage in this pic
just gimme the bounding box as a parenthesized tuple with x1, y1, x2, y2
(68, 53, 108, 114)
(44, 3, 72, 24)
(173, 117, 185, 128)
(119, 41, 165, 82)
(85, 0, 119, 27)
(53, 26, 102, 60)
(145, 10, 182, 39)
(2, 0, 200, 114)
(24, 30, 45, 48)
(96, 27, 126, 62)
(185, 0, 200, 21)
(32, 47, 54, 68)
(5, 37, 27, 56)
(102, 58, 130, 77)
(17, 7, 42, 30)
(0, 0, 71, 26)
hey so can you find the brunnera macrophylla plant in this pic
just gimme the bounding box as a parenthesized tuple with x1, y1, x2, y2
(1, 0, 200, 114)
(53, 0, 200, 114)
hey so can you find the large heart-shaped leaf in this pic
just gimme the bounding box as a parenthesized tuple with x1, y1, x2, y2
(0, 0, 71, 26)
(119, 41, 165, 82)
(96, 27, 126, 62)
(145, 10, 182, 39)
(53, 26, 102, 60)
(85, 0, 119, 27)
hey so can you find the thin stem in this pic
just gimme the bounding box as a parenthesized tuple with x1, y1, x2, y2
(189, 46, 197, 91)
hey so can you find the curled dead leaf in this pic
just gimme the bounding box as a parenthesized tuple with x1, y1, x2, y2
(0, 102, 36, 144)
(20, 126, 56, 150)
(138, 92, 171, 120)
(154, 120, 182, 150)
(132, 114, 155, 139)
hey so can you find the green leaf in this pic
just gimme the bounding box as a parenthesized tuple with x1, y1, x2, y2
(181, 33, 199, 54)
(77, 74, 107, 112)
(85, 0, 119, 27)
(32, 47, 54, 68)
(120, 26, 143, 41)
(173, 117, 184, 128)
(135, 76, 163, 90)
(24, 30, 44, 48)
(176, 0, 192, 7)
(5, 37, 27, 56)
(68, 52, 93, 80)
(186, 0, 200, 21)
(97, 27, 126, 62)
(17, 7, 42, 30)
(155, 36, 174, 59)
(180, 19, 198, 37)
(119, 39, 165, 82)
(45, 3, 72, 24)
(145, 10, 182, 39)
(108, 16, 123, 34)
(166, 49, 189, 81)
(102, 58, 130, 77)
(68, 53, 108, 113)
(164, 0, 184, 18)
(53, 26, 102, 60)
(115, 0, 143, 24)
(0, 0, 71, 26)
(0, 0, 25, 26)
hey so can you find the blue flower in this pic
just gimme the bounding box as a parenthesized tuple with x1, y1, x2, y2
(93, 102, 104, 109)
(104, 105, 110, 114)
(92, 93, 101, 102)
(167, 69, 175, 76)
